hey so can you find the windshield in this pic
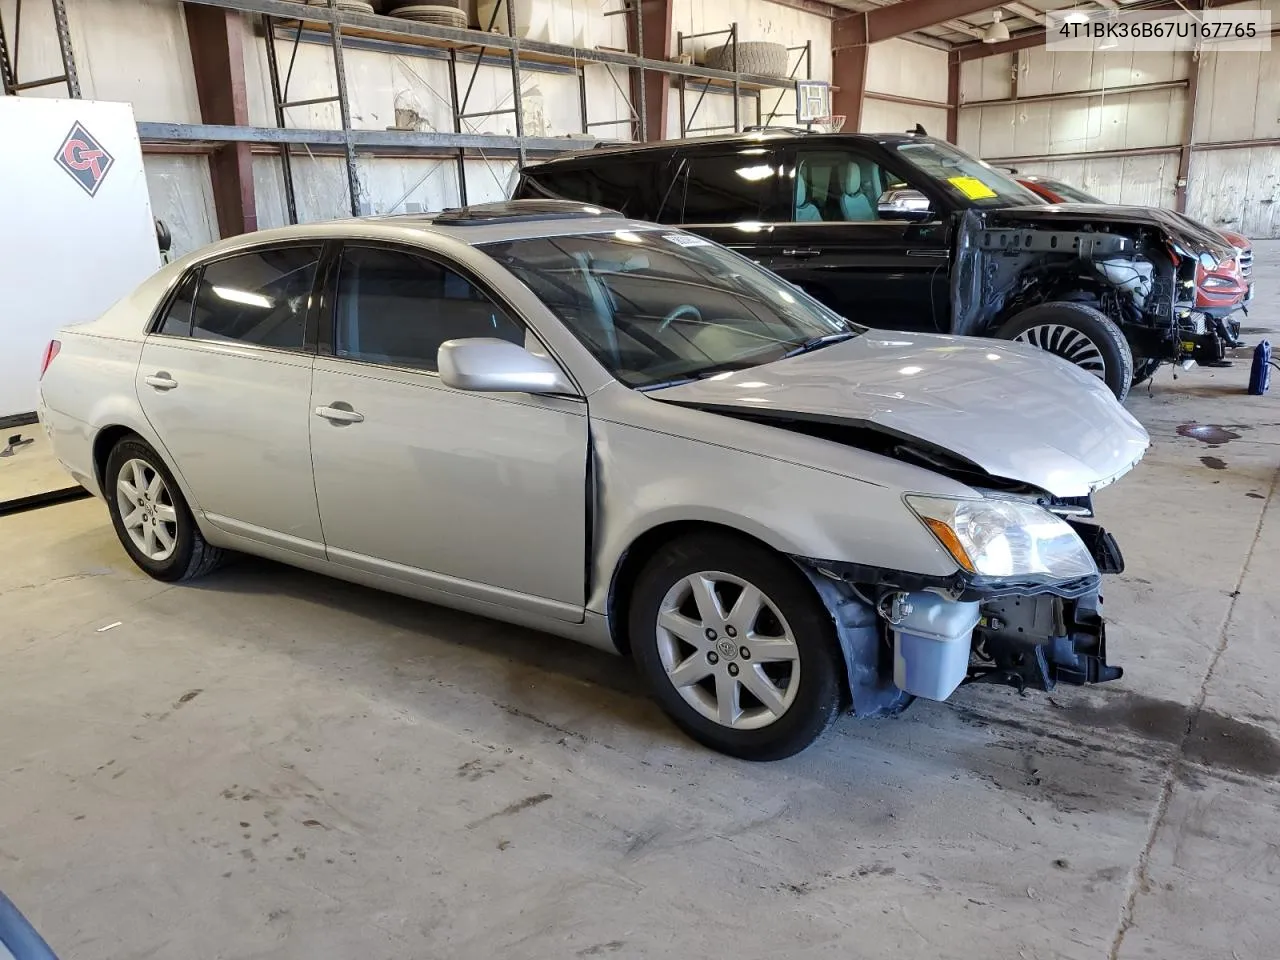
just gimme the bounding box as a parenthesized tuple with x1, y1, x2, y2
(482, 230, 862, 389)
(892, 139, 1042, 208)
(1040, 178, 1103, 204)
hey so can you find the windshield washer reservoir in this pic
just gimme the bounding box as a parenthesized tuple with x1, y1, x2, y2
(891, 593, 981, 701)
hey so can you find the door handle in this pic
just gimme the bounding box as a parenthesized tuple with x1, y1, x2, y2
(782, 248, 821, 258)
(144, 373, 178, 390)
(314, 404, 364, 424)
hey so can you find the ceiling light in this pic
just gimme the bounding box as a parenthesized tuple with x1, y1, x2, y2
(983, 10, 1010, 44)
(1063, 10, 1089, 25)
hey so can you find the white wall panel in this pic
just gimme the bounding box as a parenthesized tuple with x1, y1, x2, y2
(1187, 147, 1280, 238)
(859, 98, 947, 137)
(143, 154, 218, 257)
(960, 54, 1011, 104)
(866, 39, 947, 104)
(0, 0, 201, 123)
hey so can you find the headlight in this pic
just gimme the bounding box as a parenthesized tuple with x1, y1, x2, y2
(905, 495, 1097, 580)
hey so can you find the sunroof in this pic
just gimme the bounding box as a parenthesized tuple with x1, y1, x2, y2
(432, 199, 623, 225)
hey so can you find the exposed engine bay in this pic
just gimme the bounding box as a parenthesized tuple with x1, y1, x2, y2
(951, 208, 1244, 368)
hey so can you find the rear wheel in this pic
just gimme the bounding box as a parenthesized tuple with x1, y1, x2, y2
(998, 301, 1134, 401)
(105, 437, 227, 582)
(628, 533, 844, 760)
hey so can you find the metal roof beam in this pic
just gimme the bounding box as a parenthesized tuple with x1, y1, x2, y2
(834, 1, 1003, 48)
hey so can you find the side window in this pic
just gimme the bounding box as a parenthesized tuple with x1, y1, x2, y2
(191, 246, 321, 350)
(793, 150, 922, 223)
(673, 150, 780, 224)
(525, 160, 661, 219)
(334, 245, 524, 372)
(155, 270, 198, 337)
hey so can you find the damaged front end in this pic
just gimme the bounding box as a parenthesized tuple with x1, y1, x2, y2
(795, 508, 1125, 718)
(951, 206, 1242, 368)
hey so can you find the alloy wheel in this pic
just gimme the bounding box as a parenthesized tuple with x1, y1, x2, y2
(116, 458, 178, 562)
(655, 570, 801, 731)
(1013, 323, 1107, 379)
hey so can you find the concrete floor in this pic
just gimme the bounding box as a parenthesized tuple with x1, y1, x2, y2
(3, 244, 1279, 960)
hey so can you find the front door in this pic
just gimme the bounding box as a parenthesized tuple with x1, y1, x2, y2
(307, 243, 589, 621)
(135, 244, 325, 555)
(759, 147, 951, 332)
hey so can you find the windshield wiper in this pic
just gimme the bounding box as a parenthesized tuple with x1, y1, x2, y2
(782, 332, 857, 358)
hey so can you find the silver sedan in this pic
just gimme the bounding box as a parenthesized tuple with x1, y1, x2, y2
(37, 201, 1149, 759)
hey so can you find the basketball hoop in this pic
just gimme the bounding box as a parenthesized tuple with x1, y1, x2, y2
(810, 114, 846, 133)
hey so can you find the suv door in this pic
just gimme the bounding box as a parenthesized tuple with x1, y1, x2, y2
(655, 147, 784, 257)
(135, 244, 325, 555)
(308, 242, 589, 621)
(759, 146, 951, 332)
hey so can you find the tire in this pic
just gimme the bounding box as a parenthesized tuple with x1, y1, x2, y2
(997, 301, 1134, 401)
(628, 532, 844, 760)
(703, 41, 789, 77)
(1131, 357, 1163, 388)
(104, 436, 227, 582)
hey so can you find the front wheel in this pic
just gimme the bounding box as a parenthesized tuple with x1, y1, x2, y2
(998, 301, 1134, 401)
(628, 533, 845, 760)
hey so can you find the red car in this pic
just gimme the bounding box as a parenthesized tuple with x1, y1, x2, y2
(1016, 175, 1253, 320)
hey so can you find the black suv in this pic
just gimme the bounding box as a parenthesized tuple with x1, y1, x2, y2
(515, 130, 1239, 399)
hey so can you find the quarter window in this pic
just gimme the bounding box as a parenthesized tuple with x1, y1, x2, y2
(333, 245, 524, 372)
(190, 246, 322, 350)
(155, 271, 198, 337)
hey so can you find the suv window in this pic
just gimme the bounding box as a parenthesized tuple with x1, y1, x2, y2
(666, 150, 780, 224)
(333, 245, 524, 372)
(793, 150, 912, 223)
(190, 246, 322, 349)
(518, 158, 663, 219)
(156, 270, 199, 337)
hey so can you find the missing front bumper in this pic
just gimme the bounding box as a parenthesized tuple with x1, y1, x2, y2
(969, 591, 1122, 693)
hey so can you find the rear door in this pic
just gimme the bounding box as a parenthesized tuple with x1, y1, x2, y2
(759, 146, 951, 332)
(655, 147, 785, 259)
(135, 243, 325, 555)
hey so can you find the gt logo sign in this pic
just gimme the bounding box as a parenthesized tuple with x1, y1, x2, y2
(55, 122, 115, 197)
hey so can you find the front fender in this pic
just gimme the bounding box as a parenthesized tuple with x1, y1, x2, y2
(586, 416, 964, 615)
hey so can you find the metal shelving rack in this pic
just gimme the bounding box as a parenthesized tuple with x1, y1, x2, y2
(0, 0, 81, 98)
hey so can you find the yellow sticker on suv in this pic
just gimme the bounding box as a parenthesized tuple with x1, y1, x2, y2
(947, 176, 999, 200)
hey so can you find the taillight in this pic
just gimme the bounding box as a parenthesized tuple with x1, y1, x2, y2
(39, 339, 61, 380)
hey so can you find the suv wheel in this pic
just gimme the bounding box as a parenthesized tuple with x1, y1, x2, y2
(998, 301, 1134, 401)
(628, 533, 844, 760)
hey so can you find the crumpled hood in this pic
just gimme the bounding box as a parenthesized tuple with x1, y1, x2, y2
(650, 332, 1151, 498)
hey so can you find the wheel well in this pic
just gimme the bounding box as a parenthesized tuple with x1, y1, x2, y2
(92, 426, 139, 492)
(606, 520, 790, 658)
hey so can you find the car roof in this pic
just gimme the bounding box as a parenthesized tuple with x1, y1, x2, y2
(182, 201, 652, 258)
(526, 130, 937, 167)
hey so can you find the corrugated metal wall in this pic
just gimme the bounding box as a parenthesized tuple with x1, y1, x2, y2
(861, 38, 948, 136)
(957, 0, 1280, 237)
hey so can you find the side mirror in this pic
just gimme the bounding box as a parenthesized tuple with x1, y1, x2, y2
(438, 338, 575, 395)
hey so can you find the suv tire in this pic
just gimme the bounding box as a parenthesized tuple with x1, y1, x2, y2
(998, 301, 1134, 401)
